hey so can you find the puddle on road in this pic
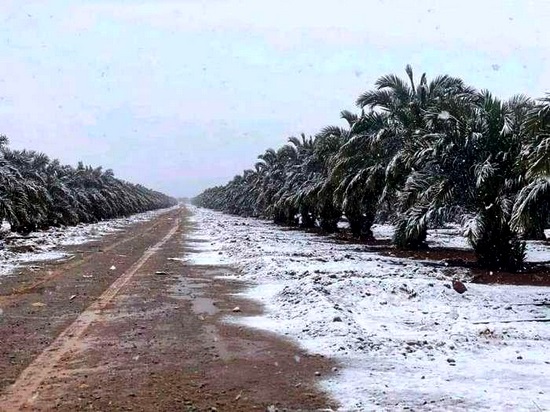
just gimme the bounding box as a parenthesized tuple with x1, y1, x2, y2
(181, 282, 210, 290)
(170, 246, 236, 361)
(171, 268, 222, 317)
(191, 296, 218, 315)
(172, 282, 219, 315)
(185, 277, 213, 282)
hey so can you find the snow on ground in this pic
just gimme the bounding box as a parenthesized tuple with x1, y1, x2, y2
(428, 225, 550, 263)
(186, 206, 550, 412)
(0, 207, 176, 277)
(374, 223, 549, 262)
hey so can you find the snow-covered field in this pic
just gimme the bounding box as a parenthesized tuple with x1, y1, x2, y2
(0, 207, 175, 277)
(186, 206, 550, 412)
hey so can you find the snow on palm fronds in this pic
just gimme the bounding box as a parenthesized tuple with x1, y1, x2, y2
(0, 137, 176, 234)
(193, 66, 549, 272)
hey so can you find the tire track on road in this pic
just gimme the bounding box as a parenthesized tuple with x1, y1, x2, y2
(0, 214, 181, 411)
(1, 209, 174, 300)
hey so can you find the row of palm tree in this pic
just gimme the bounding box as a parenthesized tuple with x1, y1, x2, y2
(0, 136, 177, 234)
(192, 66, 550, 272)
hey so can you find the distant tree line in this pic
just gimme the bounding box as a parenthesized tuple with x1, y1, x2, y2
(0, 136, 177, 234)
(192, 66, 550, 272)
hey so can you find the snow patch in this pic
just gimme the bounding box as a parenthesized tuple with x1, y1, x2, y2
(186, 206, 550, 411)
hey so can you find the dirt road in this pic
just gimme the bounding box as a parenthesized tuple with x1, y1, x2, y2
(0, 206, 336, 411)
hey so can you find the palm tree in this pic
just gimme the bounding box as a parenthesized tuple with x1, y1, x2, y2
(308, 125, 351, 232)
(356, 65, 476, 248)
(272, 134, 318, 228)
(0, 138, 30, 231)
(269, 144, 301, 225)
(396, 90, 530, 270)
(511, 94, 550, 240)
(330, 110, 388, 238)
(1, 149, 52, 233)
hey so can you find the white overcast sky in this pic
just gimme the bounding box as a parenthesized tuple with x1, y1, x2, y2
(0, 0, 549, 196)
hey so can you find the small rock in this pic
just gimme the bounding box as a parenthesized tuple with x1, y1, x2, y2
(333, 316, 342, 322)
(232, 306, 241, 313)
(110, 265, 116, 270)
(314, 371, 321, 376)
(446, 358, 456, 364)
(452, 280, 467, 294)
(517, 355, 523, 360)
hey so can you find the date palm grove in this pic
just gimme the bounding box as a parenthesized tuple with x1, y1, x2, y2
(193, 66, 550, 272)
(0, 136, 176, 234)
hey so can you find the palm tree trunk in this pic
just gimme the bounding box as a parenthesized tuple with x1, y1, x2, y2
(299, 206, 315, 228)
(470, 211, 526, 272)
(360, 210, 376, 240)
(318, 202, 341, 233)
(393, 216, 428, 249)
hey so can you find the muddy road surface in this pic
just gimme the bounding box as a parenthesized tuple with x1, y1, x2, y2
(0, 206, 336, 411)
